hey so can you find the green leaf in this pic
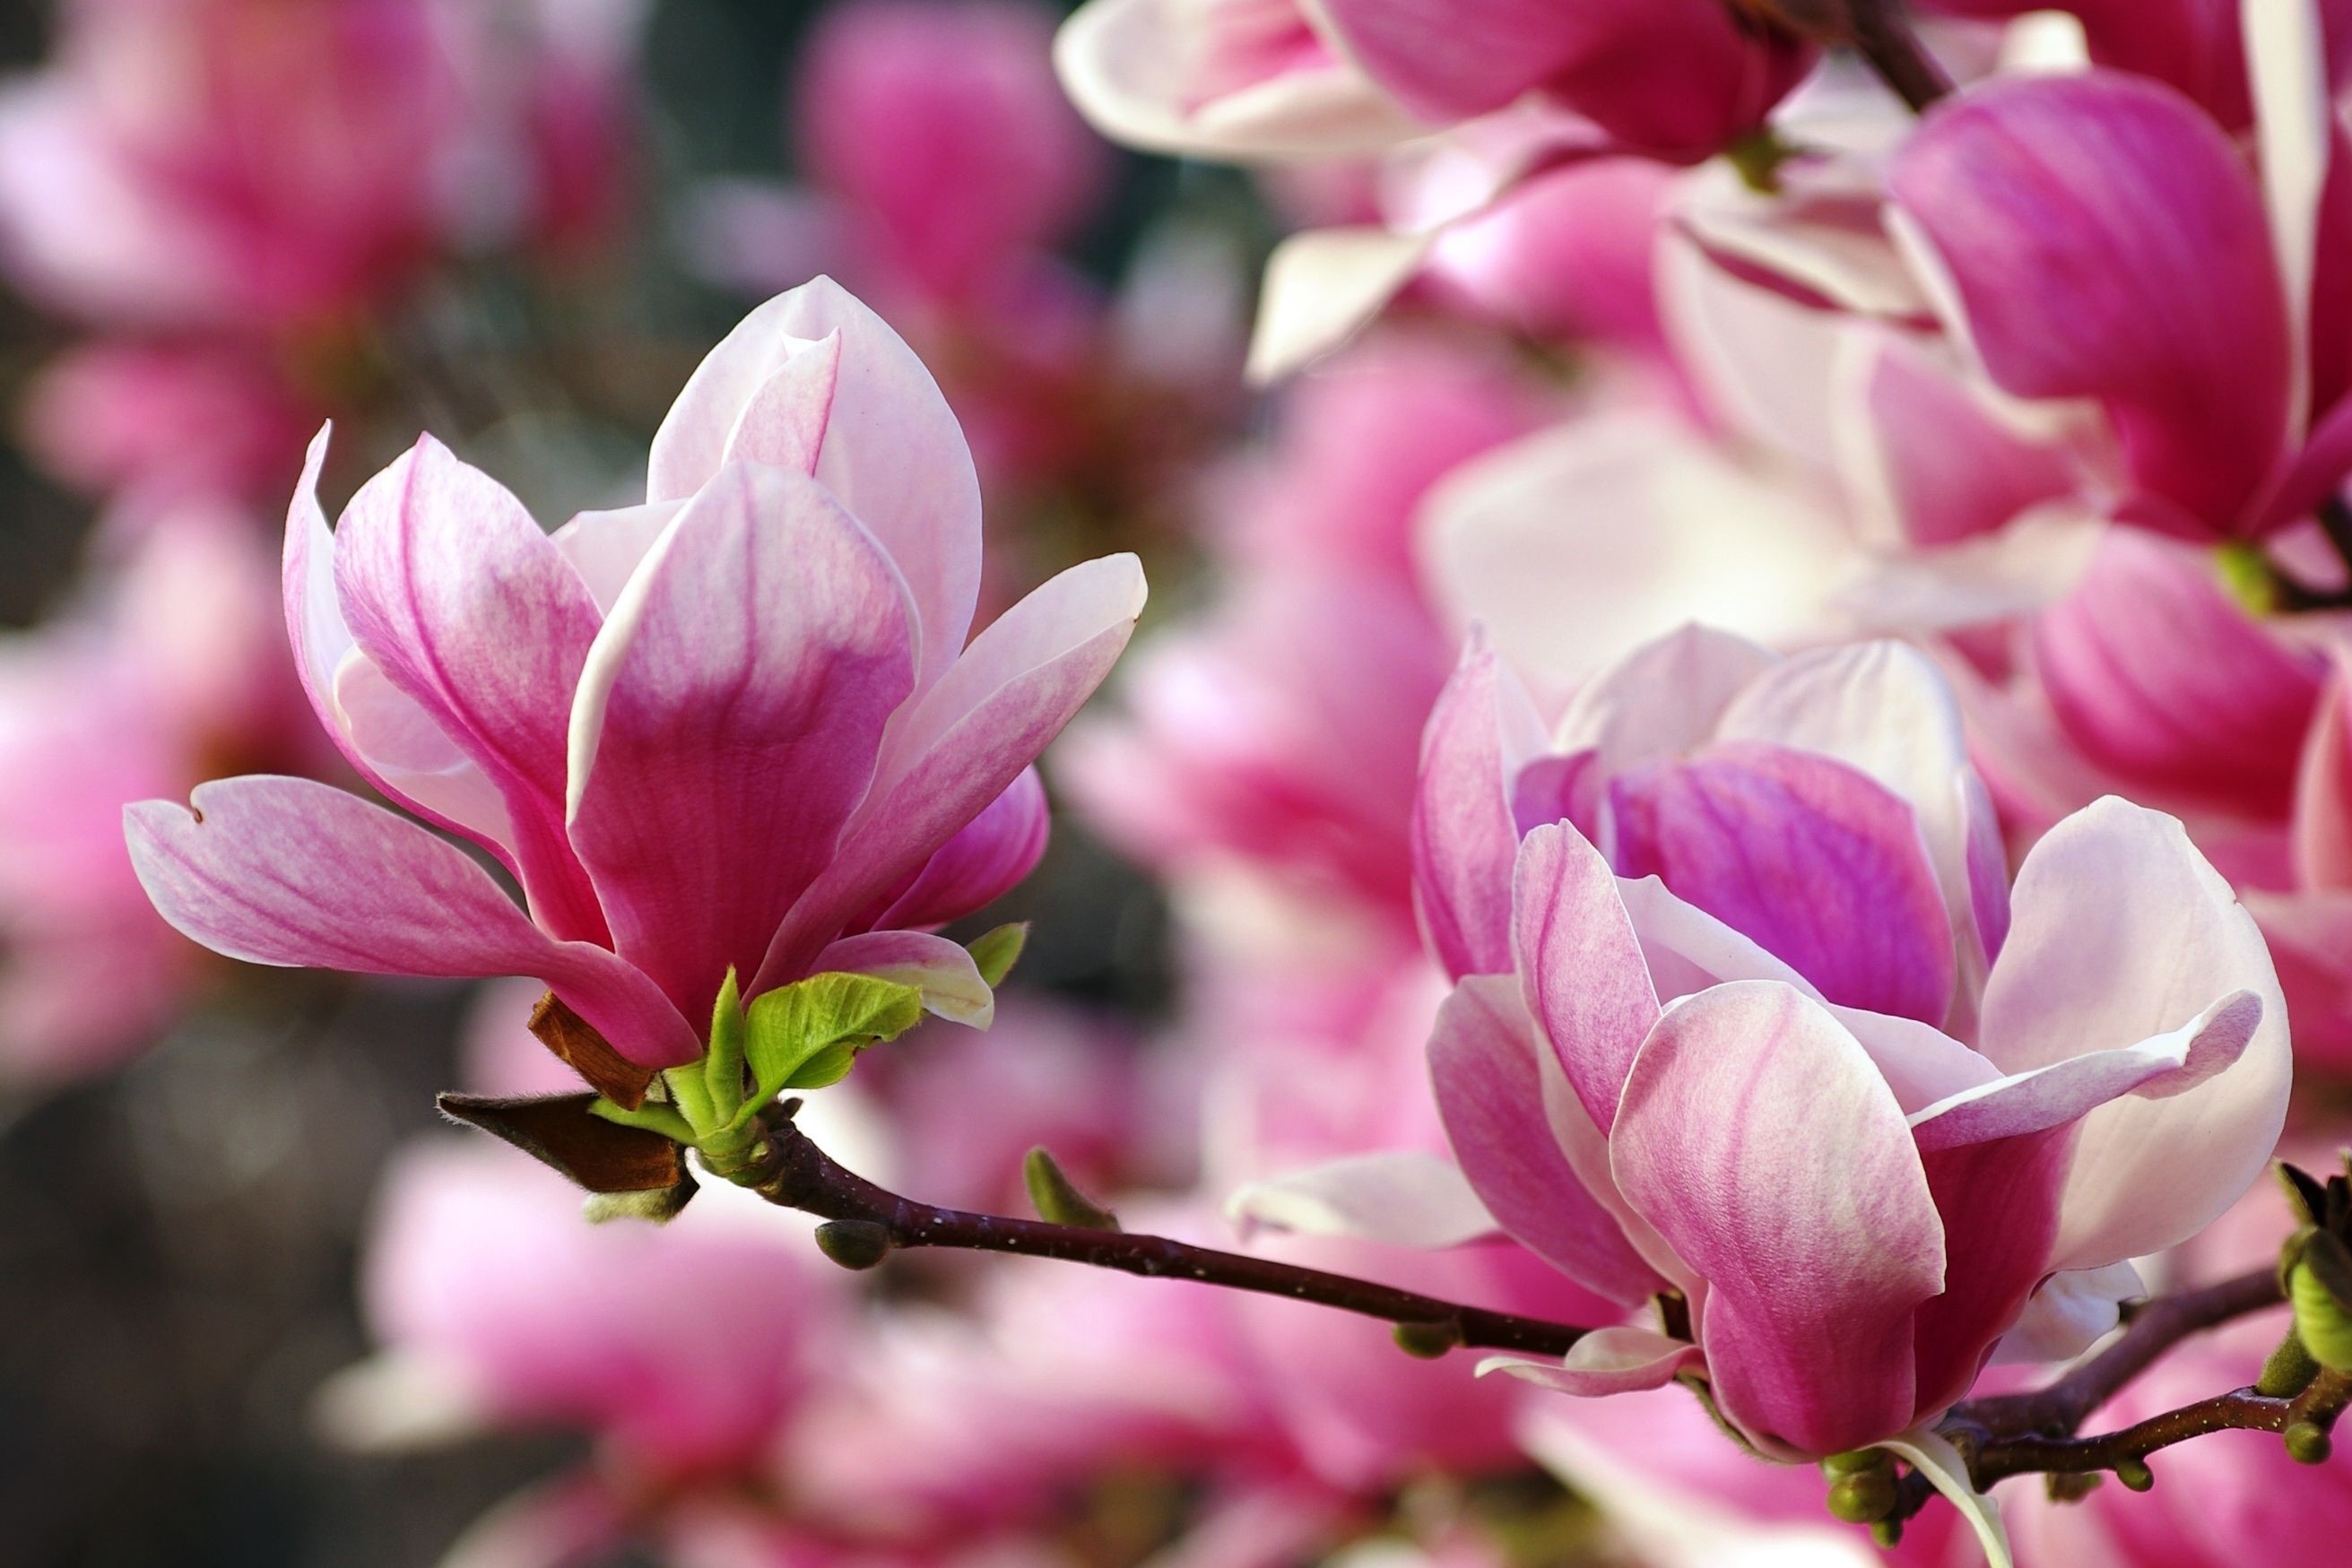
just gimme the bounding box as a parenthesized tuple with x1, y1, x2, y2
(704, 968, 747, 1125)
(967, 923, 1028, 988)
(739, 971, 925, 1120)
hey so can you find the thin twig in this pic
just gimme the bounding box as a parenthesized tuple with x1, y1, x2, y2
(1844, 1, 1952, 113)
(1951, 1268, 2285, 1440)
(746, 1103, 1598, 1359)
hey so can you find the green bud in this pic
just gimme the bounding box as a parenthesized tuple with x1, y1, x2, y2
(2216, 541, 2282, 617)
(1869, 1520, 1904, 1550)
(1821, 1450, 1888, 1477)
(2045, 1471, 2105, 1504)
(2113, 1458, 2154, 1493)
(2286, 1422, 2335, 1465)
(2290, 1230, 2352, 1373)
(1826, 1470, 1899, 1524)
(967, 923, 1029, 987)
(2258, 1329, 2321, 1398)
(1391, 1321, 1462, 1360)
(1023, 1147, 1120, 1230)
(814, 1218, 893, 1270)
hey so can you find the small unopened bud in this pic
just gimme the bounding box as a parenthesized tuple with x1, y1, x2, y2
(1869, 1520, 1904, 1550)
(1821, 1449, 1888, 1476)
(2113, 1458, 2154, 1492)
(2045, 1471, 2105, 1504)
(1392, 1320, 1463, 1359)
(2289, 1231, 2352, 1373)
(814, 1218, 892, 1270)
(2286, 1421, 2335, 1465)
(1023, 1147, 1120, 1230)
(1826, 1470, 1899, 1523)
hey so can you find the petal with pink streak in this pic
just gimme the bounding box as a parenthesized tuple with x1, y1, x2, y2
(567, 463, 916, 1019)
(867, 767, 1050, 932)
(647, 277, 980, 691)
(124, 778, 697, 1067)
(1978, 798, 2292, 1269)
(1476, 1327, 1700, 1397)
(1608, 742, 1956, 1026)
(332, 435, 609, 942)
(1412, 634, 1544, 980)
(1888, 73, 2293, 534)
(1880, 1427, 2012, 1568)
(283, 428, 514, 858)
(1551, 623, 1778, 783)
(2034, 531, 2324, 817)
(1610, 982, 1944, 1458)
(1510, 823, 1660, 1133)
(1430, 972, 1663, 1305)
(807, 930, 993, 1027)
(755, 554, 1146, 990)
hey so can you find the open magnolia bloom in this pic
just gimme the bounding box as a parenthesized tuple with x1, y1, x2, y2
(1247, 626, 2290, 1557)
(124, 277, 1146, 1081)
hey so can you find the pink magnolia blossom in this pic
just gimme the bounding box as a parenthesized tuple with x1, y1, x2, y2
(125, 278, 1147, 1070)
(1881, 56, 2352, 543)
(1382, 628, 2288, 1494)
(18, 340, 318, 506)
(0, 506, 305, 1083)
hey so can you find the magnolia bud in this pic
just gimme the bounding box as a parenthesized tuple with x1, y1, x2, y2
(2286, 1422, 2334, 1465)
(2289, 1230, 2352, 1373)
(1392, 1321, 1463, 1359)
(2113, 1459, 2155, 1492)
(1827, 1469, 1899, 1523)
(815, 1218, 893, 1270)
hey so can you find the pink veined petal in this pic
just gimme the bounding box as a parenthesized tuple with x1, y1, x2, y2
(2033, 530, 2325, 817)
(124, 777, 697, 1067)
(753, 554, 1147, 992)
(725, 327, 843, 475)
(332, 434, 609, 943)
(806, 930, 994, 1027)
(1607, 741, 1957, 1027)
(1610, 981, 1945, 1458)
(1888, 72, 2294, 536)
(865, 767, 1051, 932)
(566, 462, 917, 1022)
(283, 427, 516, 858)
(1411, 632, 1543, 981)
(1551, 623, 1779, 779)
(1979, 797, 2293, 1270)
(647, 276, 981, 693)
(1475, 1327, 1701, 1398)
(1429, 972, 1664, 1306)
(1510, 822, 1661, 1135)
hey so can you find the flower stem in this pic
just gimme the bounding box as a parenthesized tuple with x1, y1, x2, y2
(746, 1103, 1597, 1359)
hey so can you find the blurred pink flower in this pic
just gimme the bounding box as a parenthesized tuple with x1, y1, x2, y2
(126, 279, 1144, 1069)
(0, 505, 302, 1083)
(19, 340, 318, 505)
(798, 0, 1107, 308)
(0, 0, 642, 334)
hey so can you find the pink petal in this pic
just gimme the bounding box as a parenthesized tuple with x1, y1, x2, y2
(1477, 1327, 1701, 1397)
(332, 435, 608, 942)
(808, 930, 993, 1027)
(2033, 531, 2325, 817)
(754, 554, 1146, 991)
(1844, 332, 2078, 548)
(1430, 974, 1665, 1306)
(1978, 798, 2292, 1269)
(1224, 1149, 1497, 1250)
(1511, 823, 1660, 1134)
(864, 767, 1050, 932)
(124, 777, 697, 1067)
(648, 277, 981, 691)
(1411, 634, 1543, 980)
(283, 428, 515, 858)
(549, 500, 682, 613)
(1889, 73, 2293, 535)
(1610, 982, 1944, 1458)
(2294, 657, 2352, 889)
(1610, 742, 1956, 1025)
(566, 463, 916, 1020)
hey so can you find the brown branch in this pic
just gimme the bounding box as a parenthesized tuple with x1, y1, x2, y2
(1750, 1, 1952, 113)
(1951, 1268, 2286, 1441)
(746, 1103, 1598, 1359)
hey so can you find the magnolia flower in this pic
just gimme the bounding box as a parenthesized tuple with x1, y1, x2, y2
(125, 278, 1147, 1071)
